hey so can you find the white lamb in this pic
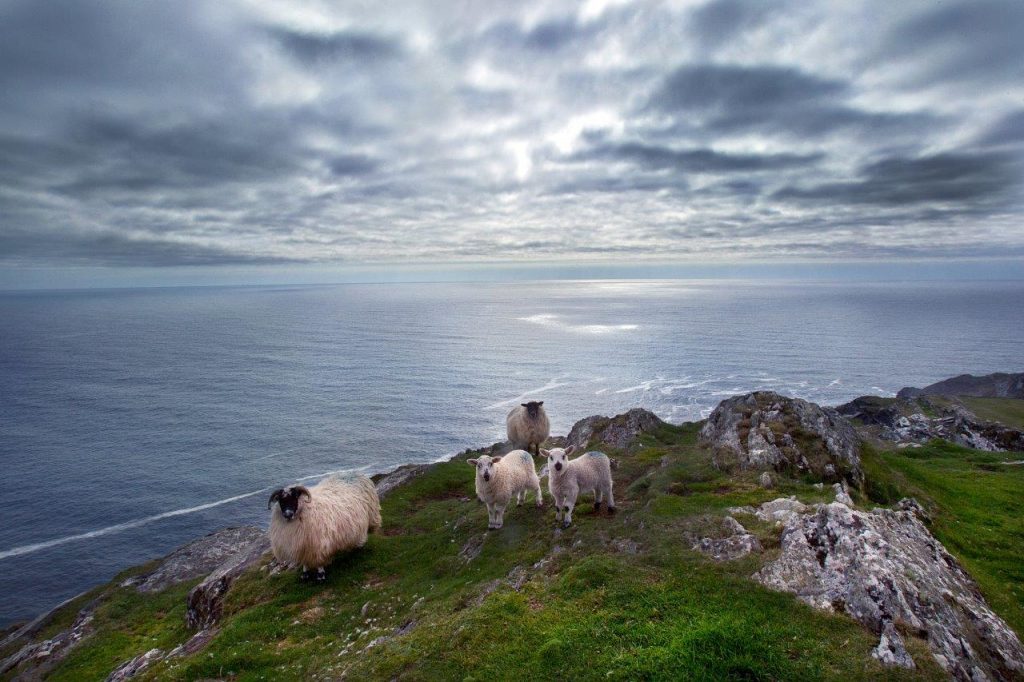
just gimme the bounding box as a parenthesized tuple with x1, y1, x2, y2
(268, 475, 382, 582)
(467, 450, 543, 529)
(506, 401, 551, 456)
(542, 446, 615, 527)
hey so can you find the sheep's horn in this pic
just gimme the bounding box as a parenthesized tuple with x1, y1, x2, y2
(293, 485, 312, 502)
(268, 489, 284, 510)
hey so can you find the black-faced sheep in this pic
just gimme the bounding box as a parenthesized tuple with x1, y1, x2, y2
(268, 475, 381, 581)
(542, 446, 615, 527)
(468, 450, 543, 530)
(507, 401, 551, 456)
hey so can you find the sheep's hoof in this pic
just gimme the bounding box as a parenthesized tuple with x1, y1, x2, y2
(299, 569, 313, 582)
(316, 568, 327, 583)
(608, 506, 617, 514)
(562, 521, 572, 528)
(594, 502, 602, 511)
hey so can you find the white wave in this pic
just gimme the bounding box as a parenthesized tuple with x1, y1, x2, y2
(594, 388, 609, 395)
(828, 378, 842, 386)
(516, 313, 638, 335)
(614, 379, 659, 394)
(484, 376, 570, 410)
(0, 465, 372, 562)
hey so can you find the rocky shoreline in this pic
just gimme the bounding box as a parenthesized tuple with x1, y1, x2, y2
(4, 373, 1024, 681)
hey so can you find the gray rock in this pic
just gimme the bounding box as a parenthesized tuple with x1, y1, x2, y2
(121, 526, 266, 593)
(566, 408, 665, 450)
(106, 648, 164, 681)
(700, 392, 862, 485)
(754, 500, 1024, 680)
(837, 395, 1024, 452)
(0, 609, 94, 676)
(693, 533, 762, 561)
(759, 471, 774, 489)
(374, 463, 431, 498)
(896, 497, 931, 522)
(754, 497, 808, 524)
(898, 373, 1024, 399)
(185, 531, 270, 630)
(872, 622, 915, 669)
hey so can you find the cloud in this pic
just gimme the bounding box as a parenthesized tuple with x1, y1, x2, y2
(773, 152, 1019, 206)
(0, 0, 1021, 272)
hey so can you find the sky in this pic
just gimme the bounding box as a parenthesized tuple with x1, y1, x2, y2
(1, 0, 1023, 288)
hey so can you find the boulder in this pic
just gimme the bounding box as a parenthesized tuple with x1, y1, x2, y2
(185, 531, 270, 630)
(692, 516, 762, 561)
(700, 392, 862, 485)
(566, 408, 666, 450)
(754, 500, 1024, 680)
(121, 526, 267, 593)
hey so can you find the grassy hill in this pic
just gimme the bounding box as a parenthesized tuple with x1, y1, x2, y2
(4, 403, 1024, 681)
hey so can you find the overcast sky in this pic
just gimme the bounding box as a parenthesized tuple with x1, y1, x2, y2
(1, 0, 1023, 285)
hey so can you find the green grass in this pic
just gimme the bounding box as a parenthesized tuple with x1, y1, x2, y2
(13, 424, 1014, 681)
(862, 440, 1024, 636)
(959, 397, 1024, 429)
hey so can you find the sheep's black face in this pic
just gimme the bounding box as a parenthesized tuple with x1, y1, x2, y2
(522, 401, 543, 418)
(269, 487, 308, 521)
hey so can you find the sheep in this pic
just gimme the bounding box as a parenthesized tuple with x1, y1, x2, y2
(541, 446, 615, 527)
(507, 401, 551, 456)
(268, 475, 381, 582)
(467, 450, 543, 529)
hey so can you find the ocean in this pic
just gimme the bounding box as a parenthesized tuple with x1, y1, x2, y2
(1, 279, 1022, 626)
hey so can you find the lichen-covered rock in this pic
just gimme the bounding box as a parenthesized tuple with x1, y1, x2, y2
(121, 526, 266, 593)
(754, 499, 1024, 680)
(837, 396, 1024, 453)
(898, 372, 1024, 399)
(185, 531, 270, 630)
(566, 408, 665, 450)
(700, 392, 862, 485)
(106, 648, 164, 681)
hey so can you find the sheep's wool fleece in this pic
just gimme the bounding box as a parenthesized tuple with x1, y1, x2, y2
(477, 451, 540, 505)
(270, 476, 381, 568)
(507, 406, 550, 446)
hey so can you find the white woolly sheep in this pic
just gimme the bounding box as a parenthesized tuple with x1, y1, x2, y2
(542, 446, 615, 527)
(268, 475, 382, 581)
(467, 450, 543, 529)
(507, 401, 551, 456)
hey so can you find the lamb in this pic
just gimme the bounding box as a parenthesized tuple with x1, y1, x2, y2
(507, 401, 551, 456)
(467, 450, 543, 529)
(268, 475, 381, 582)
(542, 446, 615, 527)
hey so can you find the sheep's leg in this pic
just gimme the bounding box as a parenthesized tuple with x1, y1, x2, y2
(316, 567, 327, 582)
(517, 490, 525, 506)
(563, 499, 574, 527)
(554, 496, 562, 523)
(494, 503, 506, 529)
(534, 481, 543, 507)
(300, 565, 312, 582)
(605, 484, 616, 513)
(486, 503, 497, 529)
(594, 487, 603, 511)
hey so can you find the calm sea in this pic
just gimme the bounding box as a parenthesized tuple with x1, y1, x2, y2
(1, 279, 1022, 625)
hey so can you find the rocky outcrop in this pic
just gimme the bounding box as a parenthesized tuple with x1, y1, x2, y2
(566, 408, 665, 450)
(898, 373, 1024, 399)
(700, 392, 862, 485)
(185, 531, 270, 630)
(691, 517, 762, 561)
(837, 396, 1024, 452)
(121, 526, 267, 593)
(754, 499, 1024, 680)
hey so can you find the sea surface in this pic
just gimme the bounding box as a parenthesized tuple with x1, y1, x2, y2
(1, 279, 1023, 626)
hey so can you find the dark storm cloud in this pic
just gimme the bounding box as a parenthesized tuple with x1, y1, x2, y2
(573, 141, 823, 173)
(270, 27, 404, 64)
(0, 0, 1022, 271)
(773, 152, 1019, 206)
(881, 0, 1024, 85)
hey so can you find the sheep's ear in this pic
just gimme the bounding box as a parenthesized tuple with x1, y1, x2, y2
(492, 456, 502, 464)
(293, 485, 312, 502)
(540, 448, 550, 458)
(268, 489, 283, 510)
(521, 403, 528, 408)
(538, 401, 543, 406)
(565, 445, 577, 456)
(467, 459, 478, 466)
